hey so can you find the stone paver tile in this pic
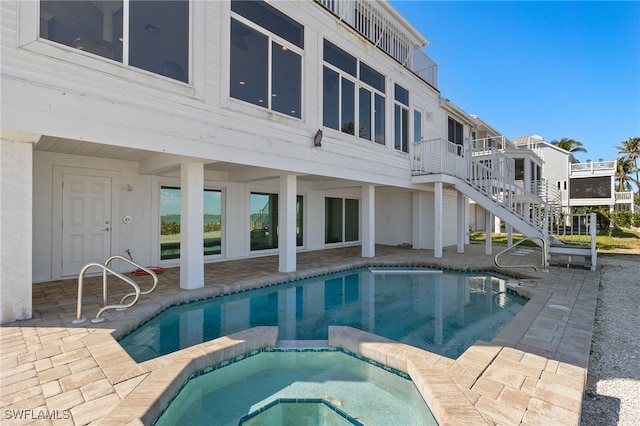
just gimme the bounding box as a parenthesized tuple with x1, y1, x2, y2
(475, 395, 524, 425)
(483, 364, 526, 389)
(37, 365, 72, 384)
(556, 362, 586, 379)
(521, 409, 571, 426)
(497, 386, 531, 411)
(539, 370, 584, 391)
(16, 351, 38, 365)
(80, 378, 114, 401)
(50, 348, 91, 367)
(58, 367, 105, 392)
(68, 356, 99, 374)
(35, 346, 62, 360)
(2, 395, 47, 419)
(69, 392, 121, 425)
(33, 358, 53, 373)
(44, 389, 85, 412)
(1, 377, 40, 403)
(532, 384, 582, 412)
(0, 382, 42, 407)
(521, 352, 548, 370)
(527, 398, 579, 426)
(471, 376, 505, 400)
(1, 362, 36, 380)
(2, 365, 38, 388)
(41, 381, 62, 399)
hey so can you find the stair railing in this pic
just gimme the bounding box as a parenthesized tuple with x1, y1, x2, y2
(72, 255, 158, 324)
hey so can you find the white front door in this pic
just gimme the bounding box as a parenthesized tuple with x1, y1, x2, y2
(62, 174, 112, 276)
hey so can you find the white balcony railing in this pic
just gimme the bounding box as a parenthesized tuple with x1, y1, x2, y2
(315, 0, 438, 88)
(615, 191, 634, 203)
(571, 161, 616, 174)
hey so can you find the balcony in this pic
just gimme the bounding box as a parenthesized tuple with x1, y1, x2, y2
(315, 0, 438, 88)
(571, 160, 616, 176)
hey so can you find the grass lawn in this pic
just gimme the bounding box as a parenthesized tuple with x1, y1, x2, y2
(469, 227, 640, 253)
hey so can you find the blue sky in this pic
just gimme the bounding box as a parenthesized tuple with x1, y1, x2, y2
(389, 0, 640, 163)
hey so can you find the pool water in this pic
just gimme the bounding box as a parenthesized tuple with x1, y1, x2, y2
(153, 349, 437, 426)
(121, 267, 526, 362)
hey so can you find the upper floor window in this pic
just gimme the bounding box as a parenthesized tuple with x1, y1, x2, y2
(230, 0, 303, 118)
(447, 117, 464, 146)
(394, 84, 409, 153)
(39, 0, 189, 83)
(323, 40, 386, 144)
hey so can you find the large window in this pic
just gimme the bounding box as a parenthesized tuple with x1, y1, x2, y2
(323, 40, 385, 144)
(325, 197, 359, 244)
(160, 187, 222, 260)
(230, 0, 303, 118)
(570, 177, 612, 199)
(250, 192, 304, 251)
(39, 0, 189, 82)
(394, 84, 409, 153)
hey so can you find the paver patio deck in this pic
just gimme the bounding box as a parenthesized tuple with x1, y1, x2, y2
(0, 244, 599, 425)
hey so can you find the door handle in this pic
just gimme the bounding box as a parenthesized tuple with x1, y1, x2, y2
(101, 227, 110, 231)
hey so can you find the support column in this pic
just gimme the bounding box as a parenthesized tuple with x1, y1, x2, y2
(412, 192, 428, 249)
(361, 184, 375, 258)
(434, 182, 443, 258)
(0, 132, 39, 323)
(180, 162, 204, 290)
(485, 212, 493, 255)
(457, 191, 465, 253)
(278, 174, 296, 272)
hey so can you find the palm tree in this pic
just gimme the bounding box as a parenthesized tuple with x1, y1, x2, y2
(615, 137, 640, 190)
(551, 137, 587, 154)
(615, 157, 638, 192)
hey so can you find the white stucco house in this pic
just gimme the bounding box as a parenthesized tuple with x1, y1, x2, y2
(1, 0, 575, 324)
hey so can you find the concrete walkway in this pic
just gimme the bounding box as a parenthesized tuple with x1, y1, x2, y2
(0, 244, 599, 425)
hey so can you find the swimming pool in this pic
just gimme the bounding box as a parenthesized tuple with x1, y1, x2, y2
(153, 348, 438, 426)
(121, 267, 526, 362)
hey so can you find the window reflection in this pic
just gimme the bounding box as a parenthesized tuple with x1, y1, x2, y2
(230, 20, 269, 108)
(229, 1, 304, 119)
(39, 0, 189, 83)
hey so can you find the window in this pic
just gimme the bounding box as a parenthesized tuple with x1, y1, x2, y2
(447, 117, 464, 155)
(323, 40, 385, 144)
(325, 197, 359, 244)
(394, 84, 409, 153)
(39, 0, 189, 82)
(230, 0, 303, 118)
(414, 110, 422, 143)
(570, 177, 612, 199)
(250, 192, 303, 250)
(160, 187, 222, 260)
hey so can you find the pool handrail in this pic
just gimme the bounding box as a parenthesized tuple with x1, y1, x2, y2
(72, 255, 158, 324)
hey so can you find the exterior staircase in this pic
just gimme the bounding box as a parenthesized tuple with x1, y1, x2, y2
(411, 138, 597, 271)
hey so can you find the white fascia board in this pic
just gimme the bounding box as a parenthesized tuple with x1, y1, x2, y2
(380, 1, 430, 47)
(439, 97, 476, 125)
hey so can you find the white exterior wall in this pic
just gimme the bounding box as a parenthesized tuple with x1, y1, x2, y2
(1, 0, 475, 321)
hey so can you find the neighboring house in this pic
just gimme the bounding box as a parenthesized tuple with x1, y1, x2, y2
(0, 0, 588, 324)
(518, 136, 635, 214)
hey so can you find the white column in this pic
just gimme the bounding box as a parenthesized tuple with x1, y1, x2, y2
(464, 196, 470, 245)
(361, 184, 375, 258)
(485, 212, 493, 255)
(457, 191, 465, 253)
(180, 162, 204, 290)
(278, 174, 296, 272)
(434, 182, 443, 258)
(0, 132, 38, 323)
(506, 224, 513, 246)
